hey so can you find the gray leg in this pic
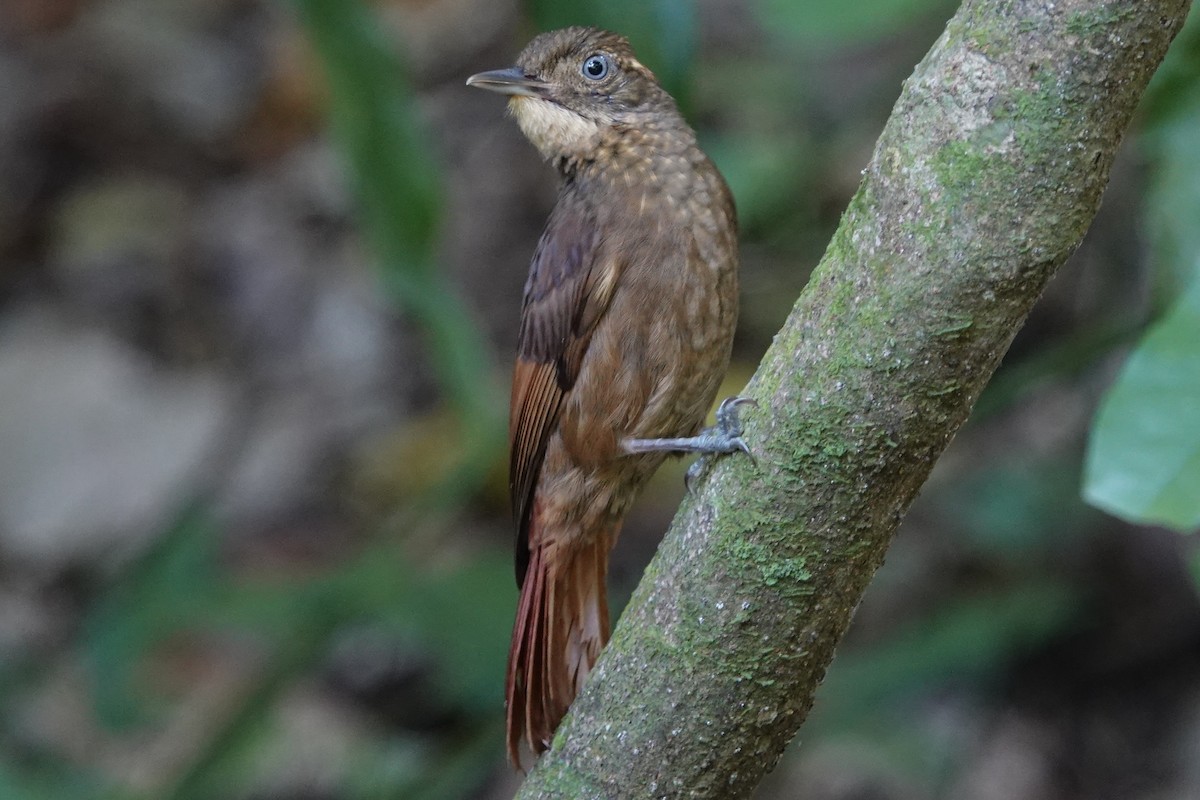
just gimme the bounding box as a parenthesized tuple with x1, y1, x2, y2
(623, 396, 756, 490)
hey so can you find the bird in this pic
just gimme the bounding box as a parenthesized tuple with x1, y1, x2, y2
(467, 26, 747, 767)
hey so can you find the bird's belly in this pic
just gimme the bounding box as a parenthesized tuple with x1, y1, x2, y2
(534, 208, 738, 535)
(537, 292, 732, 535)
(559, 257, 735, 463)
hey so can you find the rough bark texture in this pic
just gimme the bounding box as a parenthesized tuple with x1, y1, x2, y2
(514, 1, 1192, 797)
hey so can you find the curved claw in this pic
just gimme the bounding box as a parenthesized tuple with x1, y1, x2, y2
(729, 435, 755, 463)
(682, 397, 758, 491)
(718, 395, 758, 412)
(715, 396, 757, 437)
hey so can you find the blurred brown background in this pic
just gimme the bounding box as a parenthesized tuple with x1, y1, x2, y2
(0, 0, 1198, 798)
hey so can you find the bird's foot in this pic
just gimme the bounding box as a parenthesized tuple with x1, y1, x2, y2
(684, 396, 756, 491)
(623, 396, 756, 491)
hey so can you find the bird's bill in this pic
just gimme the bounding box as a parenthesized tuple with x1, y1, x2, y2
(466, 68, 547, 97)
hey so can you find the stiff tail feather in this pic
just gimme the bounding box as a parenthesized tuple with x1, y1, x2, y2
(505, 530, 611, 767)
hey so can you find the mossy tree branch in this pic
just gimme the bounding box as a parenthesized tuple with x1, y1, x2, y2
(514, 0, 1192, 797)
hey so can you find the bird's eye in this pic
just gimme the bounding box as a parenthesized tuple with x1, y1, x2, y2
(581, 54, 610, 81)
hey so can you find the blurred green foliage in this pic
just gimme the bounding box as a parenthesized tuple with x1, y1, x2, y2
(811, 582, 1078, 732)
(162, 531, 514, 799)
(4, 2, 1197, 799)
(83, 510, 222, 730)
(757, 0, 957, 50)
(1, 2, 513, 798)
(1085, 10, 1200, 533)
(66, 502, 514, 799)
(297, 0, 505, 485)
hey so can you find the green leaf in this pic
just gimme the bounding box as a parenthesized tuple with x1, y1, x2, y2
(1085, 21, 1200, 534)
(1084, 276, 1200, 531)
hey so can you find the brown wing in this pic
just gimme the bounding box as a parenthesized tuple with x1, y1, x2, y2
(510, 195, 620, 585)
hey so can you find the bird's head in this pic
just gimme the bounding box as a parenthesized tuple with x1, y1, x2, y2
(467, 27, 678, 164)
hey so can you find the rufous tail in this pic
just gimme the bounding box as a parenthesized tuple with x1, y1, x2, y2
(505, 531, 611, 767)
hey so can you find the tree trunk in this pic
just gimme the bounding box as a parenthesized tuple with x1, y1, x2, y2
(515, 0, 1193, 797)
